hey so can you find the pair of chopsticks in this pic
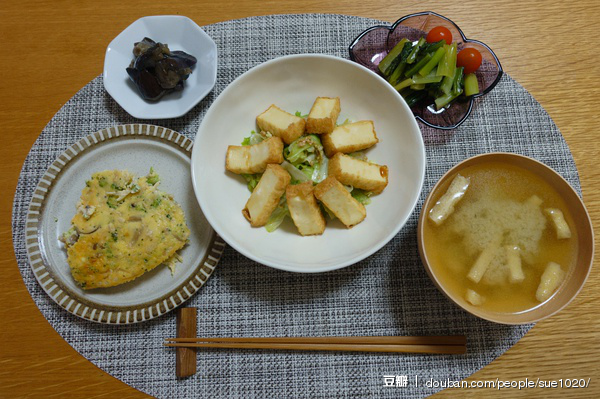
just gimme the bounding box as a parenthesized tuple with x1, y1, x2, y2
(165, 335, 466, 354)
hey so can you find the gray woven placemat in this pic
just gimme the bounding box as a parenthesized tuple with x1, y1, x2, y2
(12, 14, 580, 398)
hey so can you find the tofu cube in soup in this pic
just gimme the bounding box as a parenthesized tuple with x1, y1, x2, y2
(226, 136, 284, 174)
(286, 182, 326, 236)
(465, 289, 484, 306)
(536, 262, 566, 302)
(467, 236, 501, 284)
(322, 120, 378, 158)
(428, 174, 470, 226)
(505, 245, 525, 283)
(328, 152, 388, 195)
(243, 164, 290, 227)
(545, 208, 572, 239)
(256, 105, 305, 145)
(314, 177, 366, 228)
(306, 97, 341, 134)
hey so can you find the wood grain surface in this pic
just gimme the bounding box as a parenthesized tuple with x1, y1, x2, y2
(175, 308, 198, 378)
(1, 0, 598, 397)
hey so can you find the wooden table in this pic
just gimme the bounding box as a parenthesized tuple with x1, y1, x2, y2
(1, 1, 598, 397)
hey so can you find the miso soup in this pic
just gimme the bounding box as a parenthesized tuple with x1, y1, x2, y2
(423, 162, 577, 314)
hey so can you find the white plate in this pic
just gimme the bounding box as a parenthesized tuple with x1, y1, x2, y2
(26, 125, 224, 324)
(191, 54, 426, 273)
(103, 16, 217, 119)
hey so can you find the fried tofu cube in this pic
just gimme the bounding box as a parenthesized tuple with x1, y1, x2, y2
(545, 208, 572, 239)
(226, 136, 284, 174)
(465, 289, 485, 306)
(467, 236, 502, 284)
(328, 153, 388, 195)
(428, 174, 470, 226)
(536, 262, 566, 302)
(306, 97, 341, 134)
(256, 105, 305, 144)
(314, 177, 366, 228)
(526, 195, 543, 207)
(505, 245, 525, 283)
(242, 164, 290, 227)
(322, 120, 378, 157)
(286, 182, 326, 236)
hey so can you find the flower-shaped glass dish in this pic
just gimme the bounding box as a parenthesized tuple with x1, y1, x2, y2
(349, 11, 502, 129)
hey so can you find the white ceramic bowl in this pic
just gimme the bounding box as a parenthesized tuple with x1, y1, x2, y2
(191, 54, 425, 272)
(103, 15, 217, 119)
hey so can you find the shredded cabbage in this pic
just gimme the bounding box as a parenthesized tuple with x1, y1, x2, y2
(351, 189, 372, 205)
(321, 204, 337, 220)
(281, 161, 310, 184)
(242, 130, 271, 146)
(241, 173, 261, 192)
(237, 119, 371, 233)
(265, 196, 289, 232)
(284, 134, 328, 183)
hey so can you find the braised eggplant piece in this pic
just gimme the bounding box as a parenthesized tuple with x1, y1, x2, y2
(132, 37, 156, 57)
(126, 68, 165, 101)
(126, 37, 197, 101)
(170, 51, 197, 68)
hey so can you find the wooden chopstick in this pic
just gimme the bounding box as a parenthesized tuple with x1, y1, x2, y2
(165, 335, 466, 345)
(164, 342, 465, 354)
(164, 336, 466, 354)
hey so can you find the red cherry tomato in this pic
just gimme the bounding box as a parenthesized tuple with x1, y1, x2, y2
(426, 26, 452, 45)
(457, 48, 483, 74)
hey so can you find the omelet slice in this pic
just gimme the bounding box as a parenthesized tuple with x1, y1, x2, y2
(61, 169, 190, 289)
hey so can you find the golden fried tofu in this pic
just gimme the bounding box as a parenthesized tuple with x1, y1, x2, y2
(536, 262, 566, 302)
(428, 174, 470, 226)
(62, 169, 189, 289)
(545, 208, 572, 239)
(328, 153, 388, 195)
(286, 182, 326, 236)
(256, 105, 305, 144)
(226, 136, 284, 174)
(306, 97, 341, 134)
(243, 164, 291, 227)
(322, 120, 378, 158)
(314, 177, 366, 228)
